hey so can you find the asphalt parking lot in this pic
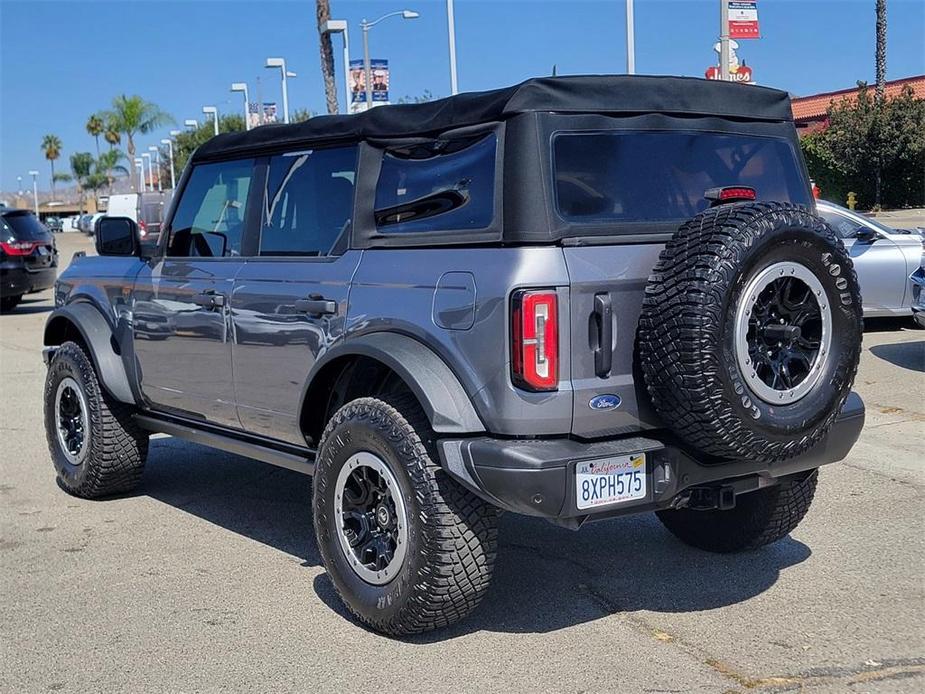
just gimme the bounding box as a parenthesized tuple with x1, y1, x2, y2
(1, 231, 923, 693)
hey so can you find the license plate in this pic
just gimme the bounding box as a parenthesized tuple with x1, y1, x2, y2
(575, 453, 647, 510)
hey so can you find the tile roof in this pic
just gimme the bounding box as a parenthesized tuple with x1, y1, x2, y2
(791, 75, 925, 121)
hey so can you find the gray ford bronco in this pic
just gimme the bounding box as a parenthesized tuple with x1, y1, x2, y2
(43, 75, 865, 635)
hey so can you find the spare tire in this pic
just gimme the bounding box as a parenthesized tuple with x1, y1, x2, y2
(638, 202, 862, 463)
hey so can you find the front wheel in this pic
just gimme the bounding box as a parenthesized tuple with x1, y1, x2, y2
(656, 470, 818, 553)
(313, 394, 498, 636)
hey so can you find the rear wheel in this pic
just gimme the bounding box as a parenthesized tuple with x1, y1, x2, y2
(656, 470, 818, 553)
(44, 341, 148, 498)
(0, 294, 22, 312)
(313, 394, 498, 635)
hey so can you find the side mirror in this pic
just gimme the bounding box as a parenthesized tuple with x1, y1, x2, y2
(855, 227, 879, 243)
(95, 216, 140, 256)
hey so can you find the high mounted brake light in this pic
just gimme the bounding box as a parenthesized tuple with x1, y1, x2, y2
(511, 289, 559, 391)
(705, 186, 757, 206)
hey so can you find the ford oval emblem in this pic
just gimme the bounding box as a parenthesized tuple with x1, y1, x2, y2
(589, 394, 621, 411)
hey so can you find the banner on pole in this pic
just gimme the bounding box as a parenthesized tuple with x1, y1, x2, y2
(728, 1, 760, 39)
(349, 58, 390, 110)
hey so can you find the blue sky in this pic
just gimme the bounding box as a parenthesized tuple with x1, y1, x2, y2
(2, 0, 923, 193)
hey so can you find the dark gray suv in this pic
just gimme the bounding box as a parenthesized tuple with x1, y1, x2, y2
(42, 76, 865, 635)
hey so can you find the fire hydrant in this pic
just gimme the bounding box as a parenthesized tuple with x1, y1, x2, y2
(847, 192, 857, 210)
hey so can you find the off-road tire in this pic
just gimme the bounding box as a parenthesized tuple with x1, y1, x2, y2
(313, 394, 498, 636)
(656, 470, 818, 553)
(0, 294, 22, 312)
(44, 341, 148, 498)
(638, 202, 863, 463)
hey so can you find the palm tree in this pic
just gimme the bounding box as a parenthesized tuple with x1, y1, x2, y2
(103, 117, 121, 151)
(875, 0, 887, 102)
(86, 114, 105, 158)
(96, 149, 128, 194)
(104, 94, 173, 190)
(873, 0, 887, 208)
(41, 134, 62, 200)
(68, 152, 94, 214)
(316, 0, 339, 114)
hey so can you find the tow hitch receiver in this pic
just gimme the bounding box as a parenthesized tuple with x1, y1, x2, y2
(680, 485, 737, 511)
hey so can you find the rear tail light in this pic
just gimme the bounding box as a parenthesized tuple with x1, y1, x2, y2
(138, 219, 147, 237)
(0, 241, 38, 256)
(511, 289, 559, 391)
(705, 186, 757, 206)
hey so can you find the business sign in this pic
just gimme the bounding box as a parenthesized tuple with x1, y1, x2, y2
(349, 58, 389, 112)
(728, 1, 760, 39)
(707, 39, 754, 83)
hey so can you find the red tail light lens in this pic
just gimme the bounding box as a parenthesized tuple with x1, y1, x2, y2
(511, 289, 559, 391)
(704, 186, 757, 205)
(0, 241, 38, 256)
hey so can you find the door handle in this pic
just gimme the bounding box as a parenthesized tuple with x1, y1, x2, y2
(593, 292, 613, 378)
(192, 291, 225, 310)
(294, 295, 337, 316)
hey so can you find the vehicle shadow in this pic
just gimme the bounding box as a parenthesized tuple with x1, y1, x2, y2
(863, 317, 915, 333)
(3, 297, 54, 315)
(142, 436, 810, 639)
(869, 341, 925, 372)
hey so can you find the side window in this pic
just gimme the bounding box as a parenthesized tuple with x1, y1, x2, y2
(818, 209, 863, 239)
(168, 159, 254, 257)
(374, 133, 496, 234)
(260, 146, 358, 256)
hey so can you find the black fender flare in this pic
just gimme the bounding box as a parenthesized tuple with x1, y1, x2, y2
(43, 303, 136, 404)
(304, 332, 486, 434)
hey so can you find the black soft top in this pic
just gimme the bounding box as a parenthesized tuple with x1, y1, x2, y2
(192, 75, 793, 161)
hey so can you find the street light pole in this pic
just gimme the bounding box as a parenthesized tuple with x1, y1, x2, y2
(625, 0, 635, 75)
(148, 146, 162, 192)
(141, 153, 152, 191)
(265, 58, 291, 123)
(447, 0, 458, 94)
(28, 170, 39, 215)
(231, 83, 250, 130)
(184, 119, 198, 130)
(134, 158, 144, 191)
(324, 20, 352, 114)
(161, 139, 176, 189)
(202, 106, 219, 136)
(360, 10, 420, 110)
(719, 0, 730, 81)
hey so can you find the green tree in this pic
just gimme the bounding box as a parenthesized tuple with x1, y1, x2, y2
(86, 114, 104, 158)
(292, 108, 315, 123)
(165, 115, 245, 182)
(397, 90, 435, 104)
(104, 95, 173, 191)
(96, 149, 128, 193)
(802, 83, 925, 209)
(103, 117, 121, 150)
(875, 0, 887, 100)
(62, 152, 95, 214)
(41, 134, 63, 200)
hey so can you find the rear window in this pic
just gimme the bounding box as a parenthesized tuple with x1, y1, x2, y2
(553, 131, 810, 224)
(0, 212, 50, 241)
(374, 134, 496, 234)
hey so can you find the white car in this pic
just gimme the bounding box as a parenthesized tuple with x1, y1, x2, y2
(816, 201, 924, 319)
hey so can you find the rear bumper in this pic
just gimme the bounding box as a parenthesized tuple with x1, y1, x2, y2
(438, 392, 865, 528)
(0, 265, 57, 297)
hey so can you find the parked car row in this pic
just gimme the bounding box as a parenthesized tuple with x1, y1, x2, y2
(0, 208, 57, 312)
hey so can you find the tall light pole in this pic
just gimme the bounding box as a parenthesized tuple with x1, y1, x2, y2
(202, 106, 219, 136)
(141, 153, 152, 191)
(134, 158, 144, 191)
(184, 119, 199, 130)
(28, 170, 39, 215)
(446, 1, 458, 94)
(161, 139, 176, 189)
(360, 10, 420, 109)
(148, 146, 162, 192)
(231, 82, 250, 129)
(17, 175, 23, 197)
(265, 58, 293, 123)
(324, 19, 352, 114)
(625, 0, 636, 74)
(719, 0, 730, 81)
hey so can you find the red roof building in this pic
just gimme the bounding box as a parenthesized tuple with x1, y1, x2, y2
(791, 75, 925, 135)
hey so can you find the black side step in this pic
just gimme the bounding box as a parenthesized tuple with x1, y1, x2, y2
(135, 414, 315, 476)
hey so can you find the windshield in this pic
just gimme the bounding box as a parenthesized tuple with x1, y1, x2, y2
(1, 211, 51, 241)
(553, 131, 811, 224)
